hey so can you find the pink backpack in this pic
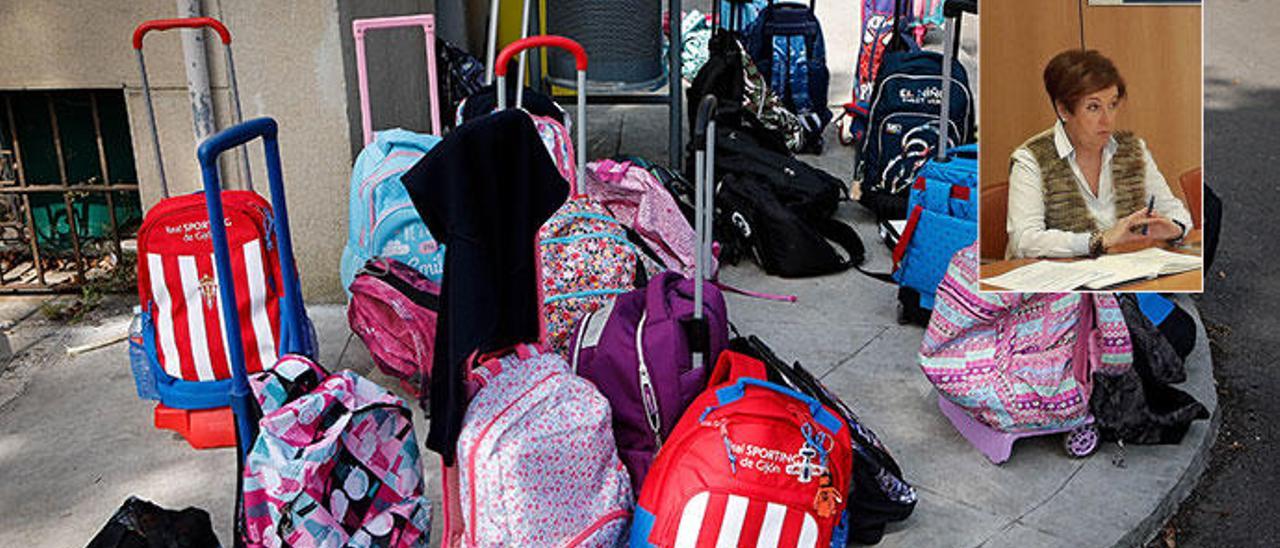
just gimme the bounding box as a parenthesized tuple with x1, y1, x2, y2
(585, 158, 716, 278)
(454, 345, 633, 547)
(243, 355, 431, 547)
(347, 257, 439, 398)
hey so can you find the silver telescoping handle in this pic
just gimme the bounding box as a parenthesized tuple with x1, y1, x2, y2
(692, 95, 718, 369)
(133, 17, 252, 197)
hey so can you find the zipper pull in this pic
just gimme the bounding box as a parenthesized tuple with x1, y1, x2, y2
(717, 421, 737, 475)
(813, 472, 842, 519)
(638, 364, 663, 447)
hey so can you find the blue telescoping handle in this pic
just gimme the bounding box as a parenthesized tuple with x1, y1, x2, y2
(711, 377, 845, 435)
(196, 117, 306, 461)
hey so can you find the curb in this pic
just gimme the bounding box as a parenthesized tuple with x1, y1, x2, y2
(1112, 299, 1219, 548)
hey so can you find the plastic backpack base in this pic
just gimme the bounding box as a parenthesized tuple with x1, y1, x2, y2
(152, 404, 236, 449)
(938, 396, 1100, 464)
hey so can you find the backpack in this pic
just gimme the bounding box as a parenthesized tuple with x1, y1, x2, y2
(539, 196, 659, 356)
(632, 349, 853, 547)
(892, 143, 978, 324)
(242, 355, 432, 547)
(730, 334, 918, 545)
(570, 270, 730, 492)
(136, 190, 285, 409)
(857, 44, 974, 221)
(688, 31, 807, 153)
(838, 0, 911, 146)
(339, 129, 444, 293)
(347, 257, 439, 398)
(743, 1, 833, 152)
(436, 37, 487, 131)
(708, 126, 868, 277)
(457, 345, 633, 546)
(585, 157, 715, 278)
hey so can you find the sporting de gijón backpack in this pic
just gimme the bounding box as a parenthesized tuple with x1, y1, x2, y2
(633, 350, 853, 548)
(137, 190, 283, 386)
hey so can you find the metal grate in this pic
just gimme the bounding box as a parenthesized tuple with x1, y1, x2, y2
(0, 90, 142, 293)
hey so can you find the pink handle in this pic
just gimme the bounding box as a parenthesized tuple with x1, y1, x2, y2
(132, 17, 231, 49)
(495, 36, 587, 76)
(352, 14, 442, 144)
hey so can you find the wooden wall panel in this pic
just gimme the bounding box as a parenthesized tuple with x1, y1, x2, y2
(979, 0, 1081, 257)
(1083, 2, 1202, 191)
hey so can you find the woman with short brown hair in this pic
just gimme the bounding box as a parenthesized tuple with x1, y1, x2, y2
(1006, 49, 1190, 258)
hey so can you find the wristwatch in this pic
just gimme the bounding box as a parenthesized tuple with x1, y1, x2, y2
(1089, 230, 1106, 257)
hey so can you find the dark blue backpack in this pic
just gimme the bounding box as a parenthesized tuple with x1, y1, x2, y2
(857, 45, 974, 221)
(743, 1, 832, 151)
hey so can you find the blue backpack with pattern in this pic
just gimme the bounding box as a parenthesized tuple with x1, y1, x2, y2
(742, 0, 832, 151)
(340, 129, 444, 294)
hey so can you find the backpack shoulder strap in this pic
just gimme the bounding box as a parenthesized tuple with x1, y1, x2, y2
(813, 217, 895, 283)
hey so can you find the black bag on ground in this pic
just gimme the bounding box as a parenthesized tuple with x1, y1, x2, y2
(1204, 183, 1222, 272)
(718, 172, 865, 277)
(729, 334, 918, 545)
(87, 497, 219, 548)
(1090, 295, 1210, 445)
(683, 124, 866, 277)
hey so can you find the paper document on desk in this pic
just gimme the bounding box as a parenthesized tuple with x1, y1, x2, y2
(1080, 248, 1202, 289)
(983, 261, 1108, 291)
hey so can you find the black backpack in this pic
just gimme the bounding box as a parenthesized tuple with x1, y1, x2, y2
(686, 123, 867, 278)
(435, 38, 486, 130)
(729, 334, 918, 545)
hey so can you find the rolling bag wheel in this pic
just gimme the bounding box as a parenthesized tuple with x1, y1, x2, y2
(1064, 423, 1100, 458)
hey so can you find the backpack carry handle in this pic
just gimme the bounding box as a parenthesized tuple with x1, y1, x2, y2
(495, 36, 589, 194)
(710, 377, 845, 435)
(133, 16, 251, 197)
(196, 117, 306, 463)
(352, 15, 443, 146)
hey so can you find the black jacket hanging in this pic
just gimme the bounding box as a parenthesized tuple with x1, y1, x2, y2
(401, 110, 569, 464)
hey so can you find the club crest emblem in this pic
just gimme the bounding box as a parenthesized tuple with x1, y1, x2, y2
(199, 275, 218, 309)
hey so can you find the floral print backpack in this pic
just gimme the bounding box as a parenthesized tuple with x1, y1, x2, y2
(539, 195, 662, 356)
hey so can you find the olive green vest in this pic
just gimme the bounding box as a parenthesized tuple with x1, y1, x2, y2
(1019, 128, 1146, 233)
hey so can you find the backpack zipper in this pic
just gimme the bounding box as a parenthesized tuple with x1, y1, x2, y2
(634, 311, 664, 448)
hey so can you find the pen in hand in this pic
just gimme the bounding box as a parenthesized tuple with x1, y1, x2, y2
(1140, 196, 1155, 236)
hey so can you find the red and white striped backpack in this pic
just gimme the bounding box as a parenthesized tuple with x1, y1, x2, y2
(137, 190, 283, 383)
(632, 350, 854, 548)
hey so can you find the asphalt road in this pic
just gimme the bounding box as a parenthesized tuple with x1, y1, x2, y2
(1151, 1, 1280, 546)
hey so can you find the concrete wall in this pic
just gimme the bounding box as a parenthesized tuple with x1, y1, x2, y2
(0, 0, 444, 302)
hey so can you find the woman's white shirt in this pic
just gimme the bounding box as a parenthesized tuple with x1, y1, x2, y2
(1006, 121, 1192, 258)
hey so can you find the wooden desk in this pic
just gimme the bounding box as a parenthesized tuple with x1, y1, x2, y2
(980, 230, 1203, 293)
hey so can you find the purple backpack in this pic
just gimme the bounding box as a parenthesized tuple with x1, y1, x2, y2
(569, 98, 730, 492)
(347, 257, 439, 398)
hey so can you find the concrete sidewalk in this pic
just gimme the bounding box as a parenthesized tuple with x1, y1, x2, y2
(0, 232, 1217, 548)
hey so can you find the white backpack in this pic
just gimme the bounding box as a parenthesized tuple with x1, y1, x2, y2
(455, 345, 633, 547)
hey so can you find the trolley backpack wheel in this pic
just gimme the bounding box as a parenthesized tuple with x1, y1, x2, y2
(1065, 423, 1101, 458)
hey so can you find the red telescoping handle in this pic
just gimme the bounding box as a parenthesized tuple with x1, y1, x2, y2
(133, 17, 231, 49)
(494, 35, 588, 76)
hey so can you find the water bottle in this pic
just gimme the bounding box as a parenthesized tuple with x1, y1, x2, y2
(128, 305, 160, 401)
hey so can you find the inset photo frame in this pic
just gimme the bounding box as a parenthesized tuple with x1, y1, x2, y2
(978, 0, 1204, 293)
